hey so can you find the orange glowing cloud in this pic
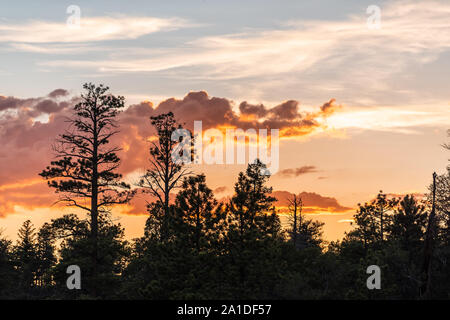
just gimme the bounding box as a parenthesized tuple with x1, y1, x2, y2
(0, 180, 60, 217)
(0, 88, 343, 217)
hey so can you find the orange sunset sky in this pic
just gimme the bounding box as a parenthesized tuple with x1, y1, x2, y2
(0, 0, 449, 242)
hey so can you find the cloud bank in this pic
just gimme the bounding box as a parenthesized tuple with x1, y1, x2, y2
(0, 88, 341, 217)
(272, 191, 352, 214)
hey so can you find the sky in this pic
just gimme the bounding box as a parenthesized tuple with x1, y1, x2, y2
(0, 0, 449, 242)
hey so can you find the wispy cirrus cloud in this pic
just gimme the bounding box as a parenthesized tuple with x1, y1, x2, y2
(8, 43, 105, 54)
(327, 104, 450, 134)
(37, 1, 450, 80)
(0, 15, 190, 44)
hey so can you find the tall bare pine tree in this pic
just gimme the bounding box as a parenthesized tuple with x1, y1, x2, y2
(40, 83, 134, 293)
(139, 112, 191, 241)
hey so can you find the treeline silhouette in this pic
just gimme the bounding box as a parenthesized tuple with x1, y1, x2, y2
(0, 84, 449, 300)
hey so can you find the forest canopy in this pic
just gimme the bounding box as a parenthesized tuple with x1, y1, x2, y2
(0, 84, 449, 300)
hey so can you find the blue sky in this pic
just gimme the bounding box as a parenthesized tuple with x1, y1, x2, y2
(0, 0, 448, 113)
(0, 0, 400, 101)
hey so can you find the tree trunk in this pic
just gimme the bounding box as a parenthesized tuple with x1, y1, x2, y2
(421, 172, 437, 299)
(91, 111, 99, 296)
(196, 210, 200, 251)
(293, 195, 298, 246)
(380, 204, 384, 242)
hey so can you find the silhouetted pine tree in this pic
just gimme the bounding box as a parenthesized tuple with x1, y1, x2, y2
(388, 195, 427, 250)
(0, 232, 18, 299)
(14, 220, 38, 297)
(223, 159, 283, 298)
(39, 83, 134, 295)
(287, 194, 324, 249)
(36, 223, 56, 288)
(46, 214, 129, 299)
(139, 112, 192, 242)
(173, 174, 223, 252)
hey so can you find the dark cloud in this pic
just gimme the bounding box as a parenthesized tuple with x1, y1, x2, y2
(0, 96, 19, 111)
(48, 89, 69, 98)
(0, 96, 36, 111)
(320, 98, 340, 115)
(272, 190, 352, 213)
(268, 100, 299, 120)
(0, 90, 76, 189)
(115, 91, 342, 177)
(155, 91, 238, 130)
(35, 99, 66, 114)
(276, 166, 318, 178)
(239, 100, 300, 120)
(239, 101, 268, 118)
(145, 91, 341, 135)
(214, 186, 228, 194)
